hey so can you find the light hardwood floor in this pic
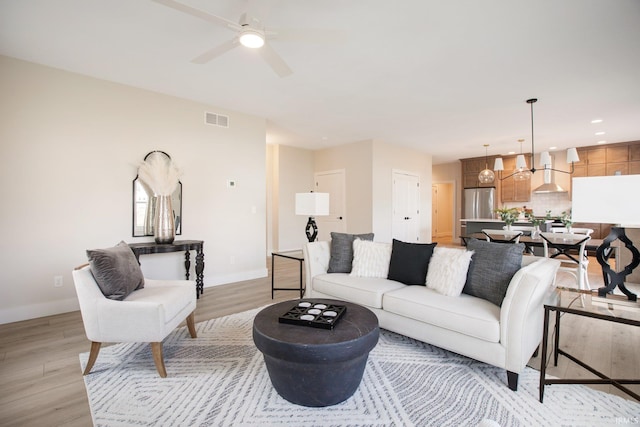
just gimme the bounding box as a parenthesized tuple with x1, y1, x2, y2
(1, 251, 638, 426)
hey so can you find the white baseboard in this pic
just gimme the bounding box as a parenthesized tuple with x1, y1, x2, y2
(0, 297, 80, 325)
(204, 268, 268, 287)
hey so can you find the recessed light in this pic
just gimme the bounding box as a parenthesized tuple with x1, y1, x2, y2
(549, 146, 557, 150)
(595, 131, 605, 136)
(591, 119, 603, 124)
(597, 140, 607, 144)
(507, 151, 515, 155)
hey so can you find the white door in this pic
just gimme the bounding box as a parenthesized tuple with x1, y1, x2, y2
(392, 171, 420, 242)
(314, 169, 346, 241)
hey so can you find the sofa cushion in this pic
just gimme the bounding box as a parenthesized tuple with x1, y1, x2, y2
(463, 239, 524, 307)
(328, 232, 375, 273)
(426, 247, 473, 296)
(350, 239, 392, 278)
(387, 240, 437, 285)
(312, 273, 406, 309)
(383, 285, 501, 342)
(86, 241, 145, 301)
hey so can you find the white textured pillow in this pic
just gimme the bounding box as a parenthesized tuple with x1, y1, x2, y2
(350, 239, 392, 278)
(426, 247, 474, 296)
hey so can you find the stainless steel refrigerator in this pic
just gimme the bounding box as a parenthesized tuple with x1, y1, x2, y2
(464, 187, 496, 219)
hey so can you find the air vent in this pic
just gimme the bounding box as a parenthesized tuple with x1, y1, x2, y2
(204, 112, 229, 128)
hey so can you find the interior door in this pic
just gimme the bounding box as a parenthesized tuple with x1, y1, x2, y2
(314, 170, 346, 241)
(432, 183, 454, 239)
(392, 171, 420, 242)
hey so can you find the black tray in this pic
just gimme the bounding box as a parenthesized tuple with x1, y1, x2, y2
(278, 301, 347, 330)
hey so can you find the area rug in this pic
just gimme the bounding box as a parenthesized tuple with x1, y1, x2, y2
(80, 307, 639, 427)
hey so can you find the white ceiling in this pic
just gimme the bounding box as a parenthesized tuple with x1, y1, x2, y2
(1, 0, 639, 164)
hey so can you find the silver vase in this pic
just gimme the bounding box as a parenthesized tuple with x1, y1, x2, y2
(154, 195, 175, 244)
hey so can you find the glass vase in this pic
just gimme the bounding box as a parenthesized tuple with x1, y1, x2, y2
(154, 195, 175, 244)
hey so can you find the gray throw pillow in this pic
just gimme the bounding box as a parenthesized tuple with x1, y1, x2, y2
(462, 239, 524, 306)
(328, 232, 374, 273)
(86, 241, 145, 300)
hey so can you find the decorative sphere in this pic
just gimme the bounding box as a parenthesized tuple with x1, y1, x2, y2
(478, 169, 495, 184)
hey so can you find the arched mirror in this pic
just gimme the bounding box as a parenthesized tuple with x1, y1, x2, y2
(132, 151, 182, 237)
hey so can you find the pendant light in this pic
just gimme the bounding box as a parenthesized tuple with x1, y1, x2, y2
(478, 144, 495, 184)
(494, 98, 580, 180)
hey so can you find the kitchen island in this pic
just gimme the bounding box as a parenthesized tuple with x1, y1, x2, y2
(461, 218, 554, 235)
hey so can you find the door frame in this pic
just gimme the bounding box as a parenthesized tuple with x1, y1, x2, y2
(432, 180, 457, 240)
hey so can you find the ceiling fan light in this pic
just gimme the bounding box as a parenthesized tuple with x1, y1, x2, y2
(239, 30, 265, 48)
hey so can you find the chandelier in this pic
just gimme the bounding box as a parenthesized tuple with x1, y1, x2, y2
(494, 98, 580, 180)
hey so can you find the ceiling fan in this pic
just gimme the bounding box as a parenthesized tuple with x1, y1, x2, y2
(153, 0, 303, 77)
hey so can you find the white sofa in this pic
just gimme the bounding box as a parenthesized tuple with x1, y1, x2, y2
(302, 241, 561, 390)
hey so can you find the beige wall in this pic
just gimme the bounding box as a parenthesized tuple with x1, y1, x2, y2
(0, 56, 268, 324)
(266, 145, 314, 252)
(372, 140, 432, 243)
(313, 139, 432, 242)
(314, 140, 374, 234)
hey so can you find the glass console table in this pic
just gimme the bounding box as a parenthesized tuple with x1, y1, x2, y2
(539, 288, 640, 402)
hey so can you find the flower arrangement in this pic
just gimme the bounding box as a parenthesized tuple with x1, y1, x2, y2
(525, 212, 544, 227)
(137, 152, 181, 196)
(494, 207, 519, 226)
(558, 210, 573, 229)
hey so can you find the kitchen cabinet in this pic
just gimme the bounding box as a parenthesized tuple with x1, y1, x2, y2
(461, 157, 496, 188)
(499, 156, 531, 202)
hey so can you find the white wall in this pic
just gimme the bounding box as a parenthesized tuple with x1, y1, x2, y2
(0, 56, 268, 324)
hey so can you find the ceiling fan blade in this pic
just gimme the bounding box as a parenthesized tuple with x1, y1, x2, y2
(259, 43, 293, 78)
(191, 38, 240, 64)
(153, 0, 241, 31)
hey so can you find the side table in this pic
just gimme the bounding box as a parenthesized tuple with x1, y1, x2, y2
(128, 240, 205, 298)
(539, 288, 640, 402)
(271, 251, 304, 299)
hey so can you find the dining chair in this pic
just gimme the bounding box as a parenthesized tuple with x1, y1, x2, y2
(482, 229, 523, 244)
(551, 227, 594, 236)
(540, 232, 591, 305)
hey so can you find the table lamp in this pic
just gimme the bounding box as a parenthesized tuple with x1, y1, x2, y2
(295, 192, 330, 242)
(572, 175, 640, 301)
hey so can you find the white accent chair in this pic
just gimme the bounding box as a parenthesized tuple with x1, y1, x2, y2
(72, 264, 197, 377)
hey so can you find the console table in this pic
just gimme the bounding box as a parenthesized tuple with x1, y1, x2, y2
(128, 240, 205, 298)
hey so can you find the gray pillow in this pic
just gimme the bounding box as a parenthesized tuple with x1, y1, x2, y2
(86, 241, 145, 300)
(328, 232, 374, 273)
(462, 239, 524, 306)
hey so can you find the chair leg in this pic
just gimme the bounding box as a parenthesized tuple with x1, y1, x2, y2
(83, 341, 102, 375)
(151, 342, 167, 378)
(186, 311, 197, 339)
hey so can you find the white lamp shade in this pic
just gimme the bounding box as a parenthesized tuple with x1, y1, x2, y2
(539, 151, 552, 167)
(515, 154, 528, 169)
(566, 147, 580, 163)
(295, 193, 330, 216)
(572, 176, 640, 226)
(493, 158, 504, 171)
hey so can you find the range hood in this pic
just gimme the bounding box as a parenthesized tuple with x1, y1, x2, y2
(533, 167, 567, 193)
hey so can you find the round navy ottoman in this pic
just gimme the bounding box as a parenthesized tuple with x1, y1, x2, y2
(252, 299, 379, 407)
